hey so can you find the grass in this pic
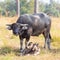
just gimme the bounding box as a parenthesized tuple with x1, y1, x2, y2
(0, 16, 60, 60)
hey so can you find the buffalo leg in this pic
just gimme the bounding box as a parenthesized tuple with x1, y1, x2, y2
(43, 32, 51, 49)
(49, 33, 51, 40)
(46, 34, 50, 49)
(19, 36, 24, 52)
(25, 36, 30, 48)
(20, 40, 23, 51)
(43, 32, 46, 48)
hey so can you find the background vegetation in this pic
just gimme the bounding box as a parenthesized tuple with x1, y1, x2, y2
(0, 0, 60, 17)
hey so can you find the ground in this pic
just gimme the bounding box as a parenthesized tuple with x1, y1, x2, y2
(0, 16, 60, 60)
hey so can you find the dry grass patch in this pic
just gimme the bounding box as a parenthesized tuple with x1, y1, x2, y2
(0, 16, 60, 60)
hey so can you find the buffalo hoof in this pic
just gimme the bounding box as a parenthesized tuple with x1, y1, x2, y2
(48, 48, 51, 50)
(43, 46, 46, 49)
(20, 48, 24, 53)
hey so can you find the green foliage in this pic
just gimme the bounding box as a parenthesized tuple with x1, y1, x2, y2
(39, 3, 45, 12)
(20, 0, 34, 14)
(0, 0, 16, 16)
(1, 10, 5, 16)
(20, 0, 28, 14)
(27, 0, 34, 14)
(0, 7, 2, 14)
(0, 0, 60, 17)
(38, 1, 60, 17)
(8, 10, 16, 17)
(44, 3, 60, 17)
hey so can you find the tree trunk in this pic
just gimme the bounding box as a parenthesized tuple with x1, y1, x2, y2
(16, 0, 20, 17)
(34, 0, 39, 13)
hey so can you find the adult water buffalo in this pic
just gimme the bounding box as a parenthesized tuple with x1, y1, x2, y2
(7, 12, 51, 52)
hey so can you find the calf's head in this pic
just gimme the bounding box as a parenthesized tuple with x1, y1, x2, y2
(32, 43, 39, 51)
(7, 23, 29, 36)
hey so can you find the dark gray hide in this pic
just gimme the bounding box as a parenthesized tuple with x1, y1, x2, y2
(7, 12, 51, 52)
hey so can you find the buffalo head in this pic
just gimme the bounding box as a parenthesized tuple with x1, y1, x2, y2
(6, 23, 29, 36)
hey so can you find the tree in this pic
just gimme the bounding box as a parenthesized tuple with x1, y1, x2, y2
(34, 0, 39, 13)
(4, 0, 16, 16)
(16, 0, 20, 17)
(44, 1, 60, 17)
(0, 0, 60, 17)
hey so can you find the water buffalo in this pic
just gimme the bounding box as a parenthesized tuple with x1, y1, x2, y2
(7, 12, 51, 52)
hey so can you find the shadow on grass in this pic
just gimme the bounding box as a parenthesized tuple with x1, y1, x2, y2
(0, 46, 60, 56)
(49, 48, 60, 54)
(0, 46, 20, 56)
(40, 47, 60, 54)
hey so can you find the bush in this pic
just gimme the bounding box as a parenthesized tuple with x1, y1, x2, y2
(8, 10, 16, 17)
(44, 5, 60, 17)
(1, 10, 6, 16)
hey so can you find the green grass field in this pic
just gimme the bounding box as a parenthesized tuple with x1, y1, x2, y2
(0, 16, 60, 60)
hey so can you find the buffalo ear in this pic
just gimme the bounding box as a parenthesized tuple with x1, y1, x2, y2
(6, 24, 12, 30)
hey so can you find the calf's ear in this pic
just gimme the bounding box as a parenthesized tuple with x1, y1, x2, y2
(6, 24, 12, 30)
